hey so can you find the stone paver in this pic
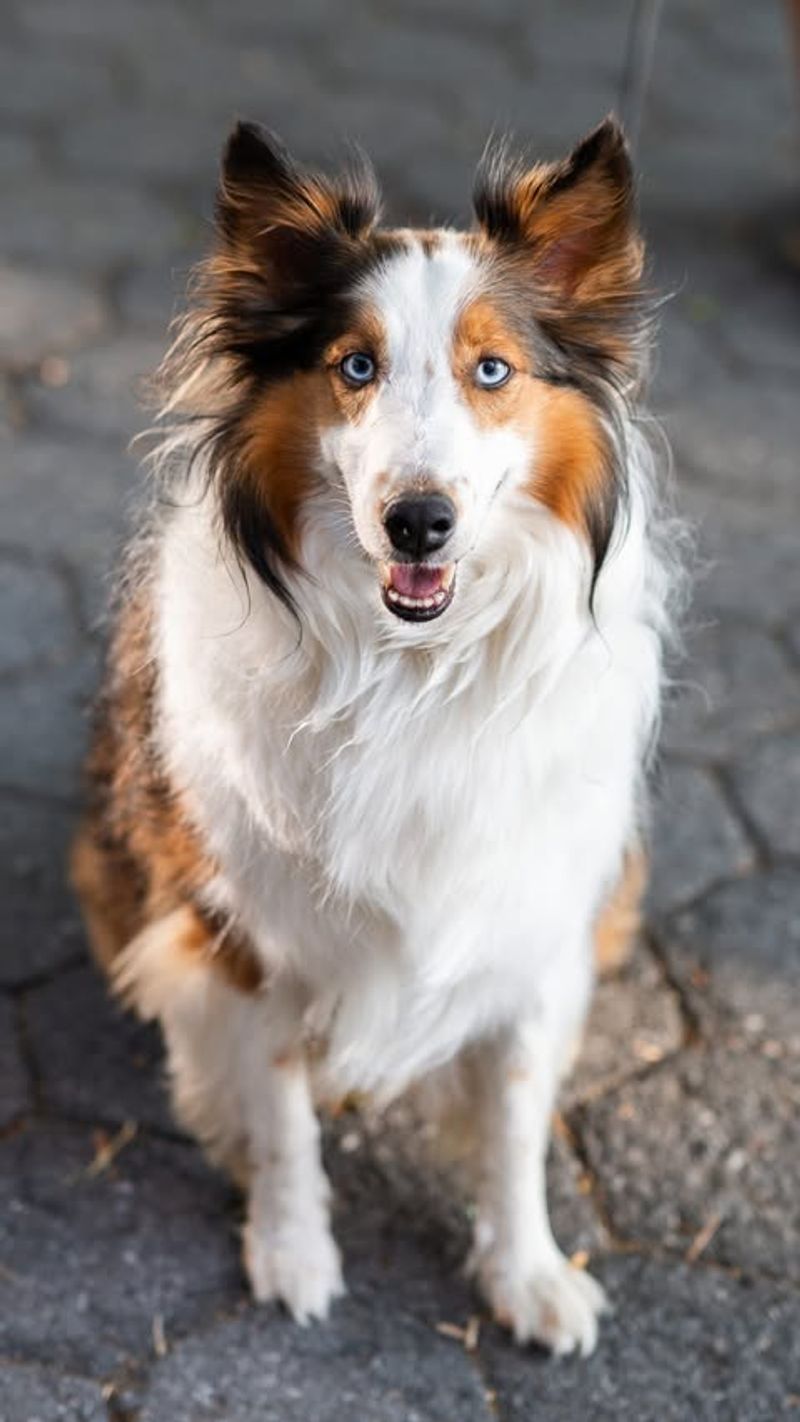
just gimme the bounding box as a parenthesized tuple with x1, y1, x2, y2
(23, 332, 165, 444)
(0, 998, 29, 1126)
(0, 553, 80, 677)
(0, 1363, 107, 1422)
(134, 1301, 496, 1422)
(565, 944, 684, 1107)
(25, 962, 173, 1134)
(0, 797, 85, 987)
(581, 1045, 800, 1284)
(0, 180, 187, 274)
(679, 484, 800, 632)
(662, 621, 800, 761)
(658, 867, 800, 1042)
(728, 733, 800, 859)
(647, 760, 755, 915)
(0, 646, 98, 800)
(0, 264, 107, 370)
(1, 0, 798, 1415)
(0, 435, 137, 626)
(0, 1121, 242, 1375)
(482, 1256, 800, 1422)
(666, 377, 800, 511)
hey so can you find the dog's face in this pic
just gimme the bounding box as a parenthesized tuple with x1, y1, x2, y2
(201, 120, 644, 626)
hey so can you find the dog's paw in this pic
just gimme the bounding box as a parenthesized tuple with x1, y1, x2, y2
(477, 1249, 608, 1356)
(243, 1217, 345, 1324)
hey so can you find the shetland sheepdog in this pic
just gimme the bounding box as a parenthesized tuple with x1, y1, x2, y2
(72, 116, 675, 1356)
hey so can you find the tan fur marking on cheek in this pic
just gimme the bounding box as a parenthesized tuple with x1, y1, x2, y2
(452, 298, 530, 427)
(525, 385, 609, 533)
(239, 372, 334, 559)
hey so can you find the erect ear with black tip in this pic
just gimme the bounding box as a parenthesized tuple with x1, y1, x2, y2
(216, 119, 381, 260)
(474, 117, 643, 314)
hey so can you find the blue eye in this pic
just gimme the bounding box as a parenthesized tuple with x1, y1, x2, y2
(475, 357, 511, 389)
(340, 352, 376, 386)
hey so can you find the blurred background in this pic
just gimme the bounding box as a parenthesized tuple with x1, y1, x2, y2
(1, 2, 799, 1418)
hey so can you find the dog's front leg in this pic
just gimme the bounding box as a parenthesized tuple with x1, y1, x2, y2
(471, 1013, 607, 1355)
(242, 1031, 344, 1324)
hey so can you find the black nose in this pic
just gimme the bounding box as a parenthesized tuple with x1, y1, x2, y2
(384, 495, 456, 559)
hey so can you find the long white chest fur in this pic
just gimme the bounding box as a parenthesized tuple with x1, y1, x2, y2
(153, 471, 663, 1101)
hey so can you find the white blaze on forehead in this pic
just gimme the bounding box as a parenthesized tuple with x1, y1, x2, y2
(359, 234, 479, 393)
(350, 234, 492, 485)
(325, 231, 529, 562)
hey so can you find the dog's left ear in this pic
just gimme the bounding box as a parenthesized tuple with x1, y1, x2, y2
(217, 120, 381, 278)
(207, 121, 383, 371)
(473, 118, 643, 345)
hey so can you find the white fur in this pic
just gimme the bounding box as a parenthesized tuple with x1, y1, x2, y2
(143, 236, 672, 1349)
(324, 236, 524, 565)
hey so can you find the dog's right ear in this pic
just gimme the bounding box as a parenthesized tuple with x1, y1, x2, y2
(216, 120, 381, 275)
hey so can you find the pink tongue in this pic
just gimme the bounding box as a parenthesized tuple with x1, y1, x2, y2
(390, 564, 444, 597)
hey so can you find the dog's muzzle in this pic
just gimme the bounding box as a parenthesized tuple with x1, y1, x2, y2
(381, 494, 457, 622)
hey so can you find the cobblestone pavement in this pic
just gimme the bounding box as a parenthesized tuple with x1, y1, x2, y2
(2, 1, 799, 1417)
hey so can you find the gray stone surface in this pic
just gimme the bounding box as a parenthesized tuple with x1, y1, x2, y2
(657, 867, 800, 1041)
(0, 796, 85, 987)
(0, 179, 187, 273)
(0, 553, 80, 678)
(565, 944, 684, 1107)
(1, 0, 799, 1413)
(116, 259, 195, 333)
(0, 132, 41, 177)
(24, 332, 163, 444)
(0, 435, 138, 627)
(0, 265, 106, 370)
(728, 733, 800, 859)
(0, 44, 117, 121)
(680, 484, 800, 632)
(0, 1363, 106, 1421)
(328, 1103, 605, 1279)
(581, 1046, 800, 1284)
(483, 1256, 800, 1421)
(135, 1299, 495, 1422)
(667, 377, 800, 511)
(0, 996, 30, 1125)
(648, 760, 755, 915)
(0, 1121, 241, 1375)
(59, 109, 234, 187)
(25, 963, 173, 1134)
(0, 647, 98, 800)
(663, 621, 800, 760)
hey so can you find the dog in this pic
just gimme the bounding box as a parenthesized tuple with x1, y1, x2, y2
(72, 115, 675, 1357)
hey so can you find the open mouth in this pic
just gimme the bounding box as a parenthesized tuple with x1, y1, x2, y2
(380, 562, 456, 622)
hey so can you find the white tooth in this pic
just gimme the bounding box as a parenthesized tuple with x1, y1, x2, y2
(422, 597, 434, 608)
(387, 587, 400, 602)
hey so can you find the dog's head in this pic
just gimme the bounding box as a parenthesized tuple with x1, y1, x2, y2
(185, 119, 645, 629)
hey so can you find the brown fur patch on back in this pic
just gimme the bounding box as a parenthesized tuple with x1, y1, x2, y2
(72, 579, 263, 995)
